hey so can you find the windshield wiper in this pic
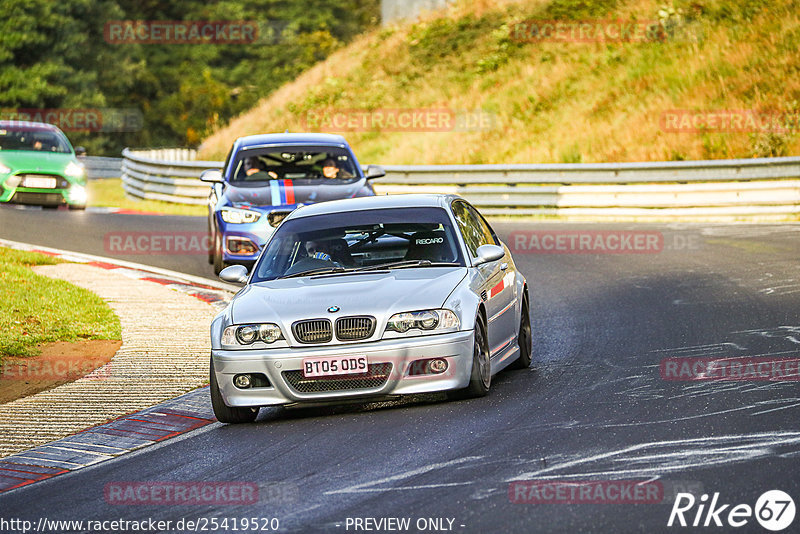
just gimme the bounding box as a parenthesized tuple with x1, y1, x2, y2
(354, 260, 460, 272)
(279, 266, 348, 279)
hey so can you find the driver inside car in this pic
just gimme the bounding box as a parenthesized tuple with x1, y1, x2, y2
(321, 158, 353, 179)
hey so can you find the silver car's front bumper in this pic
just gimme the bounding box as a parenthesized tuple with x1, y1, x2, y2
(212, 330, 474, 407)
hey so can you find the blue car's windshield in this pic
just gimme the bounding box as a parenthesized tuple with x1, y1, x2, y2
(0, 126, 72, 153)
(229, 146, 359, 184)
(251, 207, 465, 282)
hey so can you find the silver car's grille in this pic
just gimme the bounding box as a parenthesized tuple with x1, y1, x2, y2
(292, 319, 333, 344)
(282, 363, 393, 393)
(335, 316, 375, 341)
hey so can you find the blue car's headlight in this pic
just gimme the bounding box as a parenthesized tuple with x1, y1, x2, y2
(222, 323, 283, 346)
(220, 208, 261, 224)
(383, 309, 460, 338)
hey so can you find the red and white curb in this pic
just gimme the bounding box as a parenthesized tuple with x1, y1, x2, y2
(0, 239, 236, 494)
(0, 238, 237, 312)
(0, 388, 215, 493)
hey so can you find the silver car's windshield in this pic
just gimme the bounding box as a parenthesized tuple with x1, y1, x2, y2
(251, 207, 466, 282)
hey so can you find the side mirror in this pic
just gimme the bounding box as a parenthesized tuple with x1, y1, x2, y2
(74, 146, 87, 157)
(474, 244, 505, 266)
(365, 165, 386, 180)
(219, 264, 249, 285)
(200, 169, 224, 183)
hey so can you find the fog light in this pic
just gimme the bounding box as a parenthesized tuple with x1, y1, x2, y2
(427, 359, 448, 374)
(226, 236, 258, 255)
(234, 374, 252, 389)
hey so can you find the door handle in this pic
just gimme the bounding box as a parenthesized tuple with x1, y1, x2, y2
(500, 263, 508, 271)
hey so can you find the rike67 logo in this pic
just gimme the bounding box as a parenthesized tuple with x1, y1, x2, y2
(668, 490, 795, 531)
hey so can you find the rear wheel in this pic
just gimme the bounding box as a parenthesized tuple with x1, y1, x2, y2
(510, 296, 532, 370)
(68, 204, 86, 211)
(448, 318, 490, 399)
(210, 359, 259, 424)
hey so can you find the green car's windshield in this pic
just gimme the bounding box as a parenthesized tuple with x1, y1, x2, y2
(0, 126, 72, 154)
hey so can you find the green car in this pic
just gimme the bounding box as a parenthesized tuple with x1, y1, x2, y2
(0, 120, 88, 210)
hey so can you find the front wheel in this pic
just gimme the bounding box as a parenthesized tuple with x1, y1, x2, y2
(213, 232, 226, 275)
(210, 359, 259, 424)
(448, 319, 490, 399)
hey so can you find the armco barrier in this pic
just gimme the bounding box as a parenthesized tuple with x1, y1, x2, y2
(121, 148, 800, 218)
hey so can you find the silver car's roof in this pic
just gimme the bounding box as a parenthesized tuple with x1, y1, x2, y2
(287, 194, 461, 220)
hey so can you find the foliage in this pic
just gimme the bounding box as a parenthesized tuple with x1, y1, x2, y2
(0, 0, 380, 155)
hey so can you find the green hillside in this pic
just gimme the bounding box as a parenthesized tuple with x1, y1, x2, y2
(199, 0, 799, 164)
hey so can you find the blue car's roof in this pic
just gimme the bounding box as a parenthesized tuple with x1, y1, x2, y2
(235, 133, 349, 150)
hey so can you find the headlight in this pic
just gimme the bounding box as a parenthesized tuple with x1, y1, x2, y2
(220, 208, 261, 224)
(64, 161, 85, 177)
(69, 185, 87, 204)
(0, 163, 10, 175)
(222, 323, 283, 346)
(3, 174, 21, 189)
(384, 309, 460, 337)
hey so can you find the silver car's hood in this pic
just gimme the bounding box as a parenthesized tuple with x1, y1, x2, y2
(231, 267, 468, 325)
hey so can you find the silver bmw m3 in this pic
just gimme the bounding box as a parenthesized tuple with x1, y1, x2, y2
(209, 194, 532, 423)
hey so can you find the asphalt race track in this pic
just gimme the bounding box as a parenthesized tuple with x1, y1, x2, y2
(1, 204, 799, 533)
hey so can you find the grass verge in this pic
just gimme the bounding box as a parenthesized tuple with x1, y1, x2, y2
(88, 178, 207, 217)
(0, 247, 122, 362)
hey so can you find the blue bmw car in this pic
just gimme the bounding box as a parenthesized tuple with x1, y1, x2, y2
(201, 133, 385, 274)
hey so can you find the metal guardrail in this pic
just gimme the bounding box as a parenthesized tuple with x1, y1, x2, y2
(121, 148, 800, 218)
(82, 156, 123, 179)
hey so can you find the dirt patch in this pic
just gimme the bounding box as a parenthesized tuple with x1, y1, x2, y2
(0, 339, 122, 404)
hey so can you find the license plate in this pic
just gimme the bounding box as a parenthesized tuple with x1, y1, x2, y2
(22, 176, 57, 189)
(302, 355, 368, 378)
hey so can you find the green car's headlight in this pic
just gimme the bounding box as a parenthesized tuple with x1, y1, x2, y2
(220, 208, 261, 224)
(64, 161, 85, 178)
(222, 323, 283, 346)
(384, 309, 460, 337)
(0, 163, 10, 175)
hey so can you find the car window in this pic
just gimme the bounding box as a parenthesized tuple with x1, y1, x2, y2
(229, 146, 359, 184)
(0, 127, 71, 153)
(452, 200, 496, 258)
(252, 207, 465, 282)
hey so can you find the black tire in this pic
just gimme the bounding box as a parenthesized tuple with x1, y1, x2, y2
(213, 232, 226, 275)
(68, 204, 86, 211)
(448, 318, 490, 399)
(210, 359, 259, 424)
(510, 295, 532, 370)
(42, 205, 59, 210)
(207, 227, 214, 265)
